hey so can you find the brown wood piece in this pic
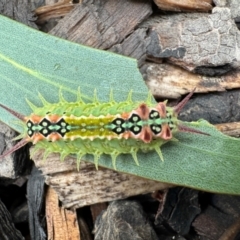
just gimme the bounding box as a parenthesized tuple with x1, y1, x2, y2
(218, 216, 240, 240)
(49, 0, 152, 49)
(145, 63, 240, 99)
(153, 0, 213, 12)
(193, 195, 240, 239)
(46, 186, 81, 239)
(90, 203, 108, 223)
(35, 0, 75, 23)
(215, 122, 240, 137)
(109, 28, 149, 68)
(33, 150, 173, 209)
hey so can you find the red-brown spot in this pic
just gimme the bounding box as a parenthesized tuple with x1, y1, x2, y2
(32, 133, 45, 144)
(143, 130, 151, 143)
(136, 103, 149, 119)
(165, 126, 171, 139)
(48, 132, 61, 142)
(24, 116, 29, 122)
(30, 114, 43, 124)
(160, 125, 172, 140)
(48, 114, 61, 123)
(139, 127, 152, 143)
(156, 103, 167, 118)
(139, 103, 148, 116)
(122, 132, 131, 139)
(121, 112, 129, 119)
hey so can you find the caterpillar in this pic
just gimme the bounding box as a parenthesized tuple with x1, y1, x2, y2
(0, 88, 207, 170)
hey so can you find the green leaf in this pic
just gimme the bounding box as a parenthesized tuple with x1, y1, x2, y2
(0, 15, 148, 132)
(0, 15, 240, 194)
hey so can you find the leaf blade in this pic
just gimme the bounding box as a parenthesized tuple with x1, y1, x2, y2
(0, 15, 240, 194)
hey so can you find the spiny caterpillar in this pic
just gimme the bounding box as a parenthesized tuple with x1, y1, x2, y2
(0, 89, 207, 170)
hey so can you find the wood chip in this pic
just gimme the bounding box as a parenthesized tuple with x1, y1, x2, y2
(153, 0, 213, 12)
(46, 186, 81, 239)
(0, 122, 30, 178)
(35, 0, 75, 23)
(32, 150, 173, 209)
(145, 63, 240, 99)
(215, 122, 240, 137)
(49, 0, 152, 49)
(0, 198, 24, 239)
(144, 8, 239, 75)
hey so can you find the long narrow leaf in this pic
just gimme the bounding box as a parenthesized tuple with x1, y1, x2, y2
(0, 15, 239, 194)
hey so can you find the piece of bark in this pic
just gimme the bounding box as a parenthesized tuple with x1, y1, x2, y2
(0, 198, 24, 240)
(178, 89, 240, 124)
(193, 195, 240, 240)
(78, 216, 93, 240)
(218, 216, 240, 240)
(45, 187, 80, 240)
(109, 28, 150, 68)
(211, 194, 240, 218)
(27, 166, 46, 240)
(49, 0, 152, 49)
(193, 206, 230, 239)
(0, 122, 31, 178)
(213, 0, 227, 7)
(155, 188, 200, 235)
(226, 0, 240, 22)
(12, 202, 28, 224)
(192, 195, 240, 240)
(94, 200, 159, 240)
(214, 0, 240, 22)
(32, 150, 173, 209)
(144, 7, 240, 76)
(0, 123, 18, 178)
(144, 63, 240, 99)
(90, 203, 108, 223)
(153, 0, 213, 12)
(215, 122, 240, 137)
(0, 0, 38, 28)
(35, 0, 75, 23)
